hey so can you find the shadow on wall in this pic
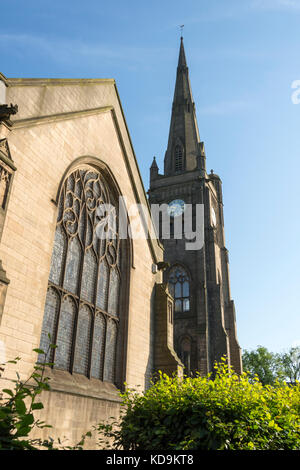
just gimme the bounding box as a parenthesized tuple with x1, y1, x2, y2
(144, 285, 156, 391)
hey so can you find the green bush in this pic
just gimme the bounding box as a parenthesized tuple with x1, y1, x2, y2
(0, 341, 91, 450)
(97, 358, 300, 450)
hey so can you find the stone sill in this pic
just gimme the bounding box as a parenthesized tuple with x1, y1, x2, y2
(36, 368, 122, 404)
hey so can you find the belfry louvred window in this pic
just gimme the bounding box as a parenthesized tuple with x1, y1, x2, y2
(38, 166, 122, 383)
(174, 145, 184, 172)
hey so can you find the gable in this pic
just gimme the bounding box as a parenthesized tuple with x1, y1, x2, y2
(5, 77, 162, 263)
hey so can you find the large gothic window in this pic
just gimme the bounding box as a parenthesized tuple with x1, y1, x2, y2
(38, 166, 122, 384)
(168, 265, 190, 313)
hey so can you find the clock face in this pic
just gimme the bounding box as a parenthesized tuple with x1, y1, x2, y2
(168, 199, 185, 217)
(211, 207, 217, 226)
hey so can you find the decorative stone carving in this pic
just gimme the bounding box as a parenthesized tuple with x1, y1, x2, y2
(0, 138, 13, 161)
(0, 103, 18, 124)
(0, 166, 11, 210)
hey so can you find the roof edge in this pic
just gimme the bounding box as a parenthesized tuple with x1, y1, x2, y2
(6, 77, 115, 87)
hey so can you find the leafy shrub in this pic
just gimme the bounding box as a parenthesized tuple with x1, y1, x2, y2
(0, 341, 91, 450)
(97, 358, 300, 450)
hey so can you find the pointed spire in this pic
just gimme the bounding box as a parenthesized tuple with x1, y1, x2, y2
(178, 36, 187, 69)
(164, 38, 206, 176)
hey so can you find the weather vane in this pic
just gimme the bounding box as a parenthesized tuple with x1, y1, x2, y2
(180, 24, 184, 38)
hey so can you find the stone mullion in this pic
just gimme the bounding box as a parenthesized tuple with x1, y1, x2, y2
(70, 189, 87, 375)
(48, 283, 63, 368)
(112, 320, 119, 383)
(102, 260, 113, 379)
(59, 183, 70, 290)
(93, 207, 105, 379)
(86, 306, 95, 379)
(101, 314, 108, 381)
(88, 212, 101, 379)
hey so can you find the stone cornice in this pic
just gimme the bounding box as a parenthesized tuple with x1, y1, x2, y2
(0, 72, 8, 86)
(12, 105, 113, 129)
(6, 77, 115, 87)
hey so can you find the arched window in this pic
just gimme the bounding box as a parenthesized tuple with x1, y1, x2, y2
(168, 265, 190, 313)
(38, 166, 123, 384)
(174, 145, 184, 172)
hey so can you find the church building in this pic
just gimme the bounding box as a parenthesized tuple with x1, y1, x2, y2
(0, 38, 241, 447)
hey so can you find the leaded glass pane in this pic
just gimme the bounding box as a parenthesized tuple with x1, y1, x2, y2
(107, 268, 120, 316)
(93, 224, 99, 254)
(73, 305, 92, 375)
(78, 206, 86, 242)
(49, 226, 66, 285)
(74, 176, 82, 199)
(183, 281, 189, 297)
(81, 249, 97, 303)
(98, 231, 107, 259)
(175, 282, 181, 298)
(85, 216, 93, 247)
(38, 288, 59, 362)
(97, 260, 108, 310)
(64, 207, 78, 235)
(67, 173, 75, 191)
(65, 192, 73, 209)
(63, 236, 81, 294)
(91, 314, 105, 379)
(175, 299, 182, 312)
(55, 297, 76, 370)
(103, 319, 117, 382)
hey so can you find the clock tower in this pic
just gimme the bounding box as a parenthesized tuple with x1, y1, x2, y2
(148, 37, 242, 376)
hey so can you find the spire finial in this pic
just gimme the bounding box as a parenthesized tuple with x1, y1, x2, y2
(178, 29, 187, 69)
(180, 24, 184, 39)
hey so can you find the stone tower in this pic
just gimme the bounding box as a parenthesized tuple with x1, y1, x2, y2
(148, 37, 242, 376)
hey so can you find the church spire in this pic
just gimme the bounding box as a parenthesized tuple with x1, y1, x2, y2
(178, 36, 187, 69)
(164, 37, 206, 176)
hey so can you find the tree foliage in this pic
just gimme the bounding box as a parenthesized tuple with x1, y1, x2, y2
(242, 346, 283, 385)
(242, 345, 300, 385)
(96, 358, 300, 450)
(279, 347, 300, 384)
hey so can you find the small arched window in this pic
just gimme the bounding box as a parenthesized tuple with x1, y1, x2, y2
(168, 265, 190, 313)
(174, 145, 184, 173)
(38, 166, 123, 384)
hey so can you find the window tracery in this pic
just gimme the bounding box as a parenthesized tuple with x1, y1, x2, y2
(168, 265, 190, 313)
(39, 166, 122, 383)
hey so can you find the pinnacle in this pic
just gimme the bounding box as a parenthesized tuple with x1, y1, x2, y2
(151, 156, 158, 169)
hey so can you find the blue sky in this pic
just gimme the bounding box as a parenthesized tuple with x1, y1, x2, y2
(1, 0, 300, 354)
